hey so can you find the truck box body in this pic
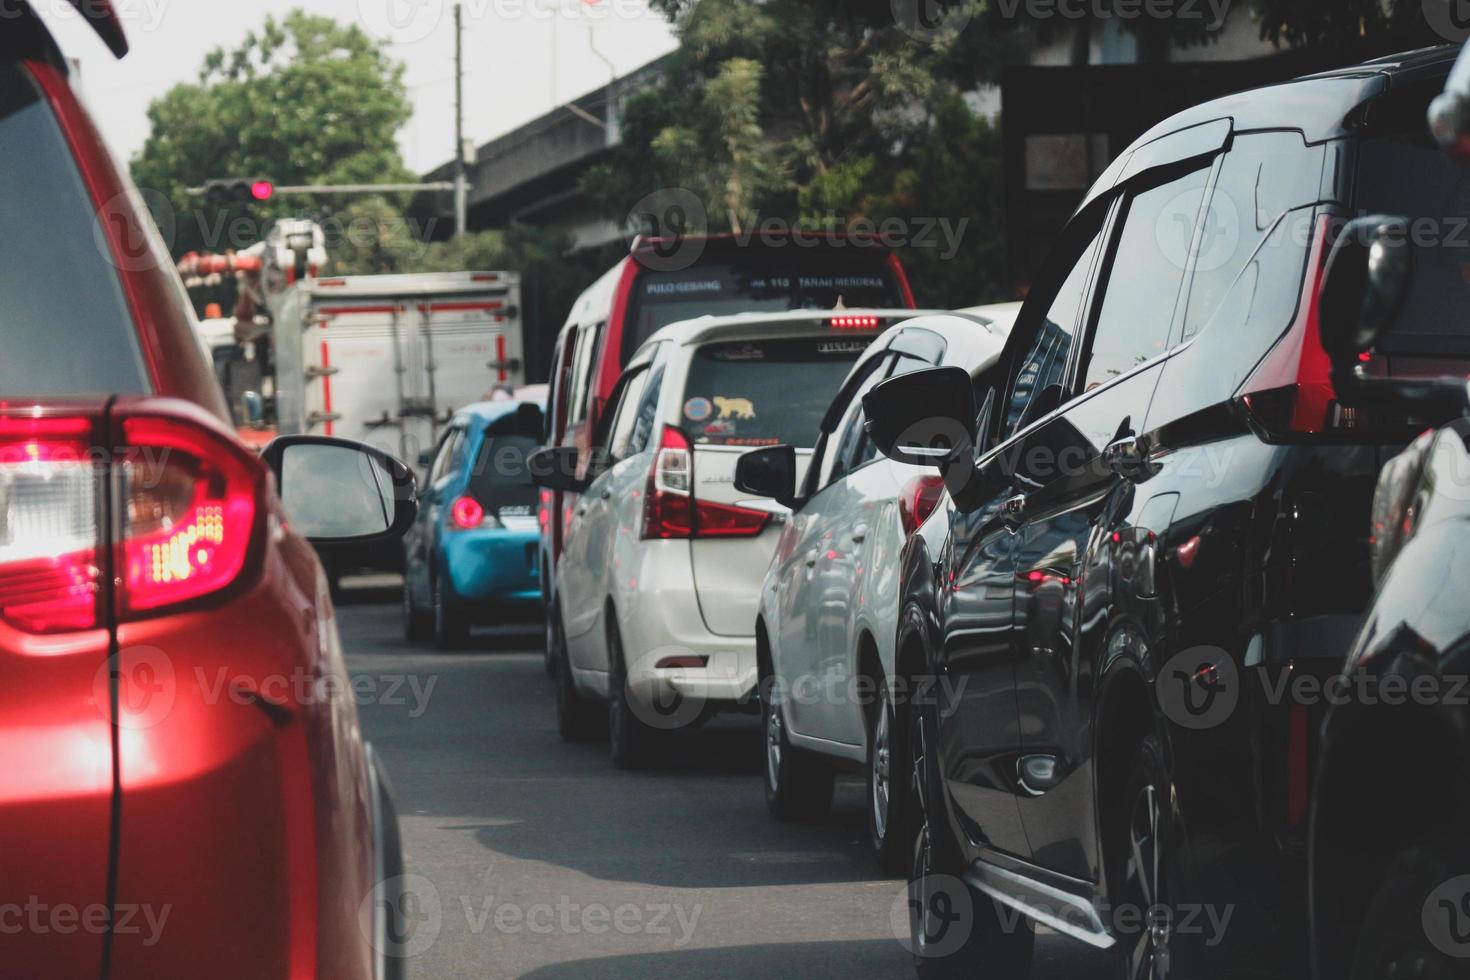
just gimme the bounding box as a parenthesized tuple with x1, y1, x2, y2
(271, 271, 523, 465)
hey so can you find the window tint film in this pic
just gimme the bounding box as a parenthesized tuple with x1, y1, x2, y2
(1183, 133, 1324, 340)
(1084, 166, 1209, 390)
(0, 62, 146, 396)
(682, 336, 875, 448)
(625, 252, 904, 358)
(469, 434, 542, 516)
(1002, 226, 1103, 439)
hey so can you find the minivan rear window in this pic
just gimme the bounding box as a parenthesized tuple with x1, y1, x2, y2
(0, 63, 146, 396)
(681, 335, 875, 447)
(625, 252, 904, 360)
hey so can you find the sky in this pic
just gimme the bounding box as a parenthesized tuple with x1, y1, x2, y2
(40, 0, 679, 174)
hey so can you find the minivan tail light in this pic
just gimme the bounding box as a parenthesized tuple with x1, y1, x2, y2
(1236, 215, 1339, 436)
(899, 474, 946, 537)
(116, 413, 264, 618)
(641, 426, 770, 539)
(642, 426, 694, 539)
(0, 417, 102, 633)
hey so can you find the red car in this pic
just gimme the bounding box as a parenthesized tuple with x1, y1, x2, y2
(1, 6, 413, 978)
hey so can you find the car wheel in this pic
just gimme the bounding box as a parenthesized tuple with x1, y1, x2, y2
(761, 672, 834, 821)
(432, 576, 470, 650)
(607, 619, 663, 770)
(1348, 840, 1470, 980)
(402, 574, 432, 642)
(1109, 735, 1183, 980)
(908, 697, 1034, 978)
(868, 677, 913, 876)
(551, 602, 601, 742)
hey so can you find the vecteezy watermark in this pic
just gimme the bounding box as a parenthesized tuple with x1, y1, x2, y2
(1156, 646, 1241, 731)
(889, 877, 1235, 954)
(1424, 875, 1470, 958)
(990, 0, 1233, 31)
(0, 899, 171, 947)
(1424, 0, 1470, 43)
(99, 647, 439, 730)
(622, 187, 972, 272)
(0, 0, 171, 34)
(892, 0, 979, 43)
(360, 875, 701, 959)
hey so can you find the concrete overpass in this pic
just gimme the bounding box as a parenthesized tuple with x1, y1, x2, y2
(423, 54, 672, 250)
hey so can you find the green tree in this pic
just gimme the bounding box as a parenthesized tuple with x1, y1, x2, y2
(131, 10, 415, 260)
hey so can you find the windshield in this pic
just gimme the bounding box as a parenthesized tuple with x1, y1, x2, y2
(624, 251, 904, 361)
(680, 335, 876, 448)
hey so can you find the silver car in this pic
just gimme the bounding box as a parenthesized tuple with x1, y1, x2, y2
(539, 309, 943, 768)
(738, 306, 1017, 871)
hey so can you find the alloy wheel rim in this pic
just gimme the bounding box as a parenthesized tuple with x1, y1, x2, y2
(871, 701, 892, 842)
(1124, 783, 1170, 980)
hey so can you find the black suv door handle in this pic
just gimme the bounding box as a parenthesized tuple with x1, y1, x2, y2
(1001, 493, 1027, 530)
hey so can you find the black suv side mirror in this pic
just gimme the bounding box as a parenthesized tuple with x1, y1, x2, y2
(734, 445, 799, 509)
(528, 446, 586, 493)
(863, 366, 977, 468)
(1319, 215, 1413, 365)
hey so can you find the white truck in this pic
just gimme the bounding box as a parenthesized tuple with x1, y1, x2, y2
(270, 271, 524, 465)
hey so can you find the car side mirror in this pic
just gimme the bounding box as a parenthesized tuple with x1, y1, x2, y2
(863, 366, 978, 469)
(528, 446, 586, 493)
(1431, 42, 1470, 162)
(1318, 215, 1413, 365)
(262, 436, 417, 545)
(734, 445, 799, 508)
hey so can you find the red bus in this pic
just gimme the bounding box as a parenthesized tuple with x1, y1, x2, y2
(536, 233, 916, 614)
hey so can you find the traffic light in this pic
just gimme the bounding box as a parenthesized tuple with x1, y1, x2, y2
(203, 177, 275, 205)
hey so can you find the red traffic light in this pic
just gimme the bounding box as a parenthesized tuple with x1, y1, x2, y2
(250, 180, 274, 201)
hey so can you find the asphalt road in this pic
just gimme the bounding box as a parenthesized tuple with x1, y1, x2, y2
(341, 594, 1109, 979)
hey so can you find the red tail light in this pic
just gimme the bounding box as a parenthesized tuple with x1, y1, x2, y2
(641, 426, 770, 539)
(0, 410, 266, 633)
(0, 417, 103, 633)
(899, 474, 946, 537)
(117, 413, 264, 617)
(1236, 216, 1339, 436)
(450, 495, 485, 530)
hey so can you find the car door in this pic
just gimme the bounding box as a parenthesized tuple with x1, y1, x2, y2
(563, 362, 653, 671)
(1009, 158, 1217, 879)
(778, 351, 894, 741)
(934, 200, 1112, 861)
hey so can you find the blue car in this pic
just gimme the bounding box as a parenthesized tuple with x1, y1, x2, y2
(402, 400, 545, 646)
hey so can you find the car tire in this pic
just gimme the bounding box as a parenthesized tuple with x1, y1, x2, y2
(908, 696, 1034, 978)
(1108, 735, 1185, 980)
(1348, 839, 1470, 980)
(761, 673, 835, 821)
(432, 576, 470, 650)
(607, 619, 664, 770)
(402, 575, 432, 642)
(550, 602, 602, 742)
(868, 677, 913, 876)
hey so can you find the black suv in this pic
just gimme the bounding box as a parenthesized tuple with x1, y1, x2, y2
(862, 46, 1467, 979)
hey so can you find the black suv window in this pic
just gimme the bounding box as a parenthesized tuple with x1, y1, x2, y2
(1083, 165, 1210, 390)
(1001, 223, 1104, 440)
(1182, 132, 1325, 341)
(0, 62, 145, 396)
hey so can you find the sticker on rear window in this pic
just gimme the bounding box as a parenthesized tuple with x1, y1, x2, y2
(684, 397, 713, 422)
(714, 397, 756, 420)
(702, 420, 736, 438)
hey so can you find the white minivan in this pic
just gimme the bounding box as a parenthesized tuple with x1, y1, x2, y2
(735, 305, 1017, 871)
(533, 309, 938, 768)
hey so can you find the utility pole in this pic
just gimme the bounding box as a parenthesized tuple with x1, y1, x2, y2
(453, 1, 468, 238)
